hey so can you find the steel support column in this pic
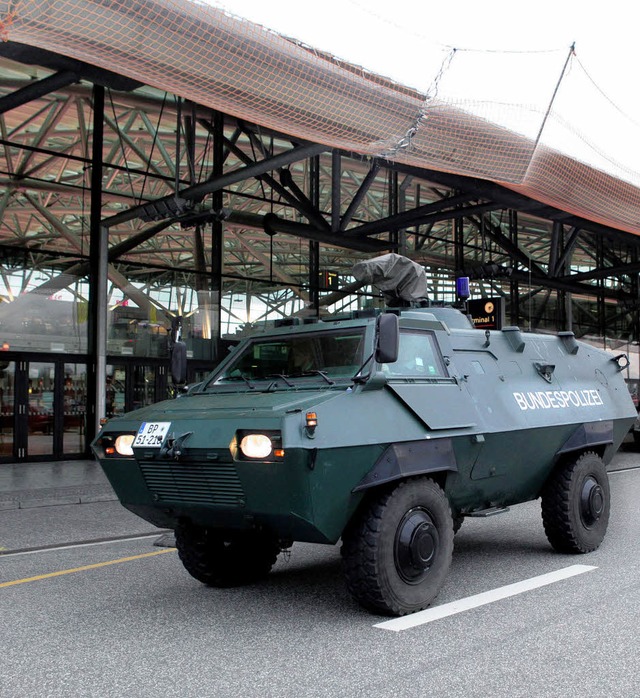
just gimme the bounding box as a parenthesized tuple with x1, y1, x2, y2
(388, 170, 399, 250)
(211, 110, 224, 361)
(308, 155, 321, 313)
(454, 194, 464, 275)
(596, 236, 606, 340)
(331, 151, 341, 232)
(398, 175, 412, 256)
(550, 222, 567, 330)
(632, 247, 640, 345)
(557, 225, 575, 332)
(87, 84, 106, 438)
(509, 209, 520, 325)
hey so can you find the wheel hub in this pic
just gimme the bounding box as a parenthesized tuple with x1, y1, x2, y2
(580, 476, 604, 526)
(394, 508, 439, 584)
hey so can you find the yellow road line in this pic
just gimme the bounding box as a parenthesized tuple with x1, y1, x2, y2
(0, 549, 175, 589)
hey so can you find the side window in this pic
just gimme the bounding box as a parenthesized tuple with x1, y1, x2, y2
(383, 330, 446, 377)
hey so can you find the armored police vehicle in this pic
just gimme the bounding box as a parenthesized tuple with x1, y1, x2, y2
(93, 255, 636, 616)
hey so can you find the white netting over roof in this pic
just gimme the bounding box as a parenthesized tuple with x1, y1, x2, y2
(3, 0, 640, 235)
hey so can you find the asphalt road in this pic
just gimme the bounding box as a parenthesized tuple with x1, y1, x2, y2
(2, 449, 640, 697)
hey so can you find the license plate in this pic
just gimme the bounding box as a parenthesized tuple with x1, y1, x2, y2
(133, 421, 171, 448)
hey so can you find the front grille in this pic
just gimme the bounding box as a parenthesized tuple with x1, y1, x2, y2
(139, 460, 244, 506)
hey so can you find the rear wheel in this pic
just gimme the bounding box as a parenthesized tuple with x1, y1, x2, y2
(175, 525, 281, 587)
(541, 451, 610, 553)
(341, 477, 454, 616)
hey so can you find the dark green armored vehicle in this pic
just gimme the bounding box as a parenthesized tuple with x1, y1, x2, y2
(93, 258, 636, 616)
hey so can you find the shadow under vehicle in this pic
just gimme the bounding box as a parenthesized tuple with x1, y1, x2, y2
(93, 255, 637, 616)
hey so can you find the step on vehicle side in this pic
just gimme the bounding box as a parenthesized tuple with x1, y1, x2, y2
(92, 255, 637, 616)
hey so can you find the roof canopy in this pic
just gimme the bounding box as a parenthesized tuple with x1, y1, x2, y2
(2, 0, 640, 237)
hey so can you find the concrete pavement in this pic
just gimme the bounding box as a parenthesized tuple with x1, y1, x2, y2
(0, 458, 116, 510)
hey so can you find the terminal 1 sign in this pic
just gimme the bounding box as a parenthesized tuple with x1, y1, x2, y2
(467, 297, 504, 330)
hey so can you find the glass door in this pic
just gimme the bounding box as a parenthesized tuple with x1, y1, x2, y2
(26, 361, 55, 458)
(132, 364, 157, 412)
(62, 363, 87, 455)
(106, 362, 167, 418)
(0, 358, 89, 461)
(0, 360, 16, 458)
(106, 365, 127, 419)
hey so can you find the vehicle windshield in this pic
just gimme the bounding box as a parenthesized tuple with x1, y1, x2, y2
(208, 327, 366, 387)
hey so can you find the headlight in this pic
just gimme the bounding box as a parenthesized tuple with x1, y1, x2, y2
(239, 433, 273, 459)
(95, 432, 136, 458)
(232, 430, 283, 461)
(115, 434, 135, 456)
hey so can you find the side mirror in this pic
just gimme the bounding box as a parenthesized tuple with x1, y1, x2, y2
(375, 313, 399, 364)
(170, 341, 188, 385)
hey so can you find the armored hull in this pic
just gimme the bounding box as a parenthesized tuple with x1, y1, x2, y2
(93, 306, 636, 615)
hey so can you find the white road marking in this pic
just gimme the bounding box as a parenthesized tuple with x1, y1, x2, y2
(0, 534, 162, 558)
(375, 564, 597, 632)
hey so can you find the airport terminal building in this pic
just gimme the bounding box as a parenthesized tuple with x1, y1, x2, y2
(1, 1, 640, 462)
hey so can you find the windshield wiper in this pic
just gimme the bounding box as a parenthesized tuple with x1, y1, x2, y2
(292, 370, 335, 385)
(221, 374, 255, 389)
(264, 373, 295, 387)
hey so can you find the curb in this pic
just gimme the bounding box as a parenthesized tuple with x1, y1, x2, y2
(0, 500, 19, 511)
(0, 490, 118, 510)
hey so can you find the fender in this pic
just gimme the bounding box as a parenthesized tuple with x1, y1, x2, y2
(555, 420, 613, 459)
(352, 438, 457, 492)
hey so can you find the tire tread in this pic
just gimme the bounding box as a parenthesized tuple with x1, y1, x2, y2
(341, 477, 453, 615)
(541, 451, 609, 554)
(175, 526, 280, 587)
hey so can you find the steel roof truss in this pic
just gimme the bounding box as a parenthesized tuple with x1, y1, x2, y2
(339, 161, 380, 231)
(104, 140, 326, 227)
(0, 70, 78, 115)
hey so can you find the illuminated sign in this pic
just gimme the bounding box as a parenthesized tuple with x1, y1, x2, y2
(319, 270, 339, 290)
(467, 297, 504, 330)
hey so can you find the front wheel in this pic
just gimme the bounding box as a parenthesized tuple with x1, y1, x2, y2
(175, 525, 281, 587)
(341, 477, 454, 616)
(541, 451, 610, 554)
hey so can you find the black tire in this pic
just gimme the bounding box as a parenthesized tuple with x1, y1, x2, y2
(633, 430, 640, 446)
(175, 525, 280, 587)
(541, 451, 610, 554)
(341, 477, 454, 616)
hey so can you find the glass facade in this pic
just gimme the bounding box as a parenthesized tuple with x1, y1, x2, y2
(0, 360, 15, 458)
(0, 284, 89, 355)
(62, 363, 87, 455)
(0, 80, 634, 462)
